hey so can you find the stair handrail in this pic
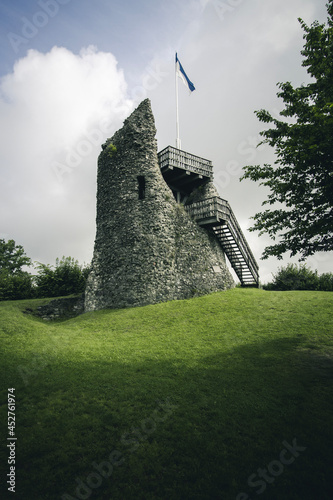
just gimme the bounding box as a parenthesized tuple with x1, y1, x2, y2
(185, 197, 259, 283)
(218, 199, 259, 271)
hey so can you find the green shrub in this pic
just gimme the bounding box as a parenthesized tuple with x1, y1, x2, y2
(264, 264, 333, 291)
(264, 263, 319, 291)
(0, 269, 35, 300)
(35, 257, 90, 298)
(318, 272, 333, 291)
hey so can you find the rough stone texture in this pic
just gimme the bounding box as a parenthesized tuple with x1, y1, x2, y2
(85, 99, 234, 312)
(186, 179, 220, 205)
(25, 295, 85, 321)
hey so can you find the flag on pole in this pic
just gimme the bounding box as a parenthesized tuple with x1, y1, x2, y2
(175, 53, 195, 93)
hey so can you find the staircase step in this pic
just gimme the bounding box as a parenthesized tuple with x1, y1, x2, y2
(185, 196, 259, 286)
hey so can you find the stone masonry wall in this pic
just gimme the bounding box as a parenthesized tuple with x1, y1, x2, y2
(84, 99, 234, 312)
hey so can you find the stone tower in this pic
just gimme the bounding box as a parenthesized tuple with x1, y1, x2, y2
(84, 99, 234, 312)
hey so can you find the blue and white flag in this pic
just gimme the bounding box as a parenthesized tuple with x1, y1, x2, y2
(176, 53, 195, 92)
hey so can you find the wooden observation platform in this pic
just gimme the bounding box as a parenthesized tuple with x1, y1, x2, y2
(158, 146, 213, 202)
(157, 147, 259, 287)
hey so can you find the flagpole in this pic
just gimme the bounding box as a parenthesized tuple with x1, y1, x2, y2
(175, 54, 181, 149)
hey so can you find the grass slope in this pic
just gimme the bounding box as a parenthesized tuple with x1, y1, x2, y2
(0, 288, 332, 500)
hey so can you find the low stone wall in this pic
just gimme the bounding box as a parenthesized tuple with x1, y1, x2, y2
(27, 295, 85, 321)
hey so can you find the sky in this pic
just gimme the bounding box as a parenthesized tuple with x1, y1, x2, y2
(0, 0, 331, 284)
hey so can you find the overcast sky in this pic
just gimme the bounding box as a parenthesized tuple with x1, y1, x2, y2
(0, 0, 331, 284)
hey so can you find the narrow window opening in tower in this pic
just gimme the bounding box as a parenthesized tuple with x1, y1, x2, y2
(138, 176, 146, 200)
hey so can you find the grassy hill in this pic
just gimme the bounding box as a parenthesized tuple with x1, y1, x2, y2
(0, 288, 332, 500)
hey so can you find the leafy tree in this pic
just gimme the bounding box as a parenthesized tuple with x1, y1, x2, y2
(0, 239, 34, 300)
(34, 262, 55, 298)
(35, 256, 89, 298)
(241, 1, 333, 260)
(0, 240, 90, 300)
(0, 238, 31, 273)
(0, 269, 35, 300)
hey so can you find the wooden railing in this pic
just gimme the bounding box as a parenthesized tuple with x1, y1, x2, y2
(158, 146, 213, 179)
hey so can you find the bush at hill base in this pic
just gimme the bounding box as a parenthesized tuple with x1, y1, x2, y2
(264, 263, 333, 291)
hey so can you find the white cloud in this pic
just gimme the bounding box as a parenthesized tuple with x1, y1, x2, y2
(0, 46, 134, 265)
(248, 0, 316, 55)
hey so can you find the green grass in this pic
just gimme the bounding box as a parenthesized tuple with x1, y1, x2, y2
(0, 288, 332, 500)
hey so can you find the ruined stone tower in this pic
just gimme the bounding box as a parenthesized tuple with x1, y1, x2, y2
(84, 99, 237, 312)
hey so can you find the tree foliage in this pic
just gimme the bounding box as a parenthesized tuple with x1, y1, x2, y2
(0, 239, 34, 300)
(0, 238, 32, 274)
(241, 1, 333, 260)
(264, 263, 319, 290)
(0, 238, 90, 301)
(34, 256, 90, 298)
(264, 263, 333, 291)
(0, 269, 35, 300)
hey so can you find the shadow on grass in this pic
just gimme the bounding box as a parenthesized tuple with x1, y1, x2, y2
(0, 336, 332, 500)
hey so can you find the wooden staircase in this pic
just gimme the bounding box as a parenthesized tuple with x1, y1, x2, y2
(185, 197, 259, 287)
(157, 147, 259, 287)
